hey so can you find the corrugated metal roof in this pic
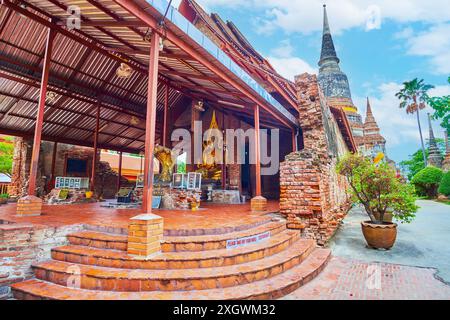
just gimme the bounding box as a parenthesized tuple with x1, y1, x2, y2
(0, 0, 297, 154)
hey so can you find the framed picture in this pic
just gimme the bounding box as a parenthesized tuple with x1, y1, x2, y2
(187, 172, 201, 190)
(172, 173, 185, 188)
(152, 196, 162, 209)
(136, 174, 144, 188)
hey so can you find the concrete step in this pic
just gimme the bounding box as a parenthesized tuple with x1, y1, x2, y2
(12, 249, 331, 300)
(32, 239, 315, 291)
(162, 221, 286, 252)
(84, 215, 273, 237)
(67, 221, 286, 252)
(52, 230, 300, 269)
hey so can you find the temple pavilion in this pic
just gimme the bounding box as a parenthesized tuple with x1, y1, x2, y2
(0, 1, 357, 300)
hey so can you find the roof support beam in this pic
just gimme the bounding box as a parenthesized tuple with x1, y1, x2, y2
(113, 0, 296, 129)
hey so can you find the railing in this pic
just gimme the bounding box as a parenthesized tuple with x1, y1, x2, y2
(0, 183, 10, 195)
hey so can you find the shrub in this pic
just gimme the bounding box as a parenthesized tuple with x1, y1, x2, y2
(0, 193, 8, 199)
(337, 153, 417, 224)
(438, 171, 450, 196)
(411, 166, 443, 198)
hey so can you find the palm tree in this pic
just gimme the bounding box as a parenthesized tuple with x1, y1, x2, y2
(395, 78, 434, 166)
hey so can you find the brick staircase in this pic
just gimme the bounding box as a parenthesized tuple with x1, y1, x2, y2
(11, 219, 330, 300)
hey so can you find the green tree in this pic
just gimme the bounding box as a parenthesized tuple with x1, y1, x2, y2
(411, 166, 443, 198)
(396, 78, 435, 166)
(337, 153, 417, 224)
(438, 171, 450, 196)
(400, 138, 445, 180)
(0, 136, 14, 175)
(427, 76, 450, 131)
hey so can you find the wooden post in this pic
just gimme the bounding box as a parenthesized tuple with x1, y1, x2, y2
(117, 151, 123, 192)
(50, 142, 58, 189)
(27, 28, 55, 196)
(142, 32, 160, 213)
(250, 105, 267, 211)
(90, 105, 100, 191)
(162, 83, 169, 147)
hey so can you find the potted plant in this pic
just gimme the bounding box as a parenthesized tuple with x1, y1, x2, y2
(0, 193, 8, 205)
(337, 153, 418, 249)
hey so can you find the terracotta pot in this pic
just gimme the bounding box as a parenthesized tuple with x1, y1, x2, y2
(373, 211, 393, 222)
(0, 198, 7, 205)
(361, 221, 397, 250)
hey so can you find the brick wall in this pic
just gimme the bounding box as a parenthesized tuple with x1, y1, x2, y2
(0, 221, 84, 299)
(280, 73, 350, 245)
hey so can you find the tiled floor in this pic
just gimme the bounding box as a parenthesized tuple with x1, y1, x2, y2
(0, 201, 279, 232)
(283, 256, 450, 300)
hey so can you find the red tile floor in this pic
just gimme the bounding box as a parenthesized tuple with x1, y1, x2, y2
(283, 256, 450, 300)
(0, 201, 279, 234)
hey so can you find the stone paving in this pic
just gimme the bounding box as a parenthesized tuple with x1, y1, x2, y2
(285, 200, 450, 300)
(283, 256, 450, 300)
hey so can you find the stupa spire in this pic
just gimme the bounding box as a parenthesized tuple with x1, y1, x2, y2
(319, 4, 340, 71)
(427, 113, 443, 168)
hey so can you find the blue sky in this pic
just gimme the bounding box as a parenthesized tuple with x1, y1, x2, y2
(173, 0, 450, 163)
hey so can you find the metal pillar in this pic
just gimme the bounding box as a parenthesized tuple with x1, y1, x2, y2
(254, 105, 261, 197)
(142, 32, 160, 213)
(90, 105, 100, 191)
(162, 83, 169, 147)
(28, 28, 55, 196)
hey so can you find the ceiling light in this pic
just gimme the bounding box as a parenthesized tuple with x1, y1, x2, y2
(46, 91, 56, 102)
(116, 63, 132, 79)
(193, 100, 205, 112)
(130, 116, 140, 125)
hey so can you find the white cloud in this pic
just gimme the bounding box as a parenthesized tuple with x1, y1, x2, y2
(266, 39, 317, 80)
(197, 0, 450, 34)
(403, 24, 450, 75)
(354, 81, 448, 161)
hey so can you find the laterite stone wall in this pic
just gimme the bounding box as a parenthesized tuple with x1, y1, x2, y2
(280, 73, 351, 245)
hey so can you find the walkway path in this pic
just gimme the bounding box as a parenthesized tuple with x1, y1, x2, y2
(284, 200, 450, 299)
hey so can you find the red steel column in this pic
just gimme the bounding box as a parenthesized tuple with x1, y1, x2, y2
(162, 83, 169, 147)
(142, 32, 160, 213)
(254, 105, 261, 197)
(117, 151, 123, 192)
(50, 142, 58, 189)
(28, 28, 55, 196)
(292, 129, 297, 152)
(90, 105, 100, 191)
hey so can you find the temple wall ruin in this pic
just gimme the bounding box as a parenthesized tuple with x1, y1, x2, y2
(280, 73, 350, 245)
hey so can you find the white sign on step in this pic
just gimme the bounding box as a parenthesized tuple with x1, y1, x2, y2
(226, 231, 270, 249)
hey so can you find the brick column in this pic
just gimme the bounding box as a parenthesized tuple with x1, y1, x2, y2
(16, 195, 42, 217)
(127, 214, 163, 257)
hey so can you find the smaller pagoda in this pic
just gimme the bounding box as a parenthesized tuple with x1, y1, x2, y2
(427, 113, 443, 168)
(442, 130, 450, 171)
(362, 98, 386, 157)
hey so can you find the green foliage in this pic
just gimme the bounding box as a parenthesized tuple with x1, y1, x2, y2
(438, 171, 450, 196)
(337, 153, 418, 224)
(427, 76, 450, 131)
(0, 138, 14, 175)
(395, 78, 434, 114)
(399, 139, 446, 180)
(0, 193, 9, 199)
(411, 166, 443, 198)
